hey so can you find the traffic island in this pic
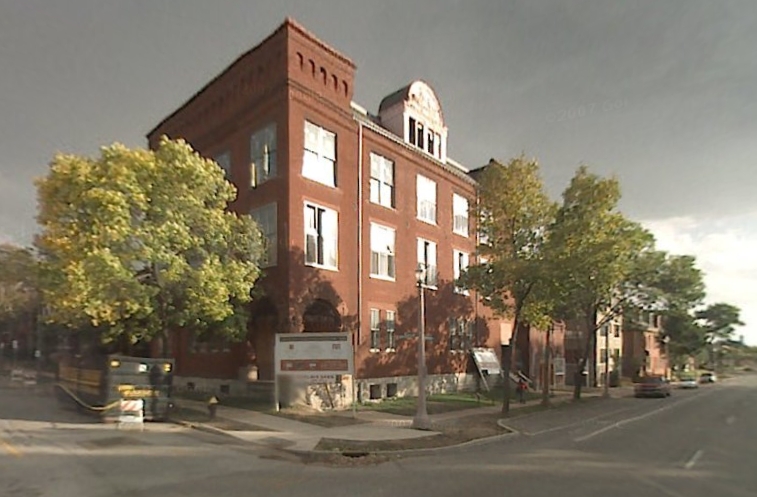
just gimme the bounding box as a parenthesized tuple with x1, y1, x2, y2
(313, 411, 513, 453)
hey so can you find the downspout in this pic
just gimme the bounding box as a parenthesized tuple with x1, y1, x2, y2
(355, 120, 364, 409)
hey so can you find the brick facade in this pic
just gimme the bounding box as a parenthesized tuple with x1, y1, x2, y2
(147, 18, 507, 386)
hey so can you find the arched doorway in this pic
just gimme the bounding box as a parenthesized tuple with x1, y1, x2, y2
(302, 299, 342, 333)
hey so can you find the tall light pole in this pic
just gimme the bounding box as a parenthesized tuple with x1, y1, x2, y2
(413, 264, 431, 430)
(603, 323, 610, 398)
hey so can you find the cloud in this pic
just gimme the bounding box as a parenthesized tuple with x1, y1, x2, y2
(643, 213, 757, 345)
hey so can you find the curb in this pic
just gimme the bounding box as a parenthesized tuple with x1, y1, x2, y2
(171, 419, 241, 440)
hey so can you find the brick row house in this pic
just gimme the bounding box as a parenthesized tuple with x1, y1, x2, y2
(147, 18, 514, 401)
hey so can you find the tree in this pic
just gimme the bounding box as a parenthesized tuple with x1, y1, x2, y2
(0, 244, 40, 323)
(463, 156, 556, 415)
(697, 302, 744, 372)
(549, 166, 653, 400)
(35, 137, 265, 355)
(663, 308, 706, 369)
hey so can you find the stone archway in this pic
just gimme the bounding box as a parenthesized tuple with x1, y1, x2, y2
(302, 299, 342, 333)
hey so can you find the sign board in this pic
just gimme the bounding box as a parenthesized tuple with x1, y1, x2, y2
(117, 399, 144, 430)
(471, 348, 502, 376)
(553, 357, 566, 376)
(275, 332, 353, 378)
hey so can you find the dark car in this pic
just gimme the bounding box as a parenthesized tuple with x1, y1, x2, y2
(699, 372, 717, 383)
(634, 376, 672, 398)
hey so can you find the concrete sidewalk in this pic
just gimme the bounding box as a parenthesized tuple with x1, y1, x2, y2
(172, 386, 633, 452)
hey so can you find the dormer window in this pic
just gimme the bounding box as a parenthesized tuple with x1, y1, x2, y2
(379, 81, 448, 163)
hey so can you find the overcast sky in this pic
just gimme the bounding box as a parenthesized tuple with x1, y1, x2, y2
(1, 1, 755, 342)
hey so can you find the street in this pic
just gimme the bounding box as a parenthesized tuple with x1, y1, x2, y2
(2, 376, 756, 497)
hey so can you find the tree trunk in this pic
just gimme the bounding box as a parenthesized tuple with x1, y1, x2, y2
(573, 306, 598, 401)
(542, 324, 552, 406)
(501, 314, 519, 416)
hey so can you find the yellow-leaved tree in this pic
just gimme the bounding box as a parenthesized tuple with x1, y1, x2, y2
(35, 137, 265, 355)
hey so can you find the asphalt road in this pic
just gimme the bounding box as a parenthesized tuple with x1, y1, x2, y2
(2, 376, 756, 497)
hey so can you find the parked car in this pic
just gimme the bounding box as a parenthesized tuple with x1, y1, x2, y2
(699, 372, 717, 383)
(634, 376, 672, 398)
(677, 377, 699, 389)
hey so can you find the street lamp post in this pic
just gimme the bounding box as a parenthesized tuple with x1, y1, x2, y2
(413, 264, 431, 430)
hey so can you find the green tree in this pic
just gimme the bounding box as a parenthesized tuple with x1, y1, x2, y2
(549, 166, 653, 400)
(696, 302, 744, 372)
(463, 156, 556, 415)
(663, 308, 706, 369)
(0, 244, 39, 322)
(35, 137, 265, 355)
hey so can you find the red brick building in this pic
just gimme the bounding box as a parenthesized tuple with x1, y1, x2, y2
(147, 18, 509, 400)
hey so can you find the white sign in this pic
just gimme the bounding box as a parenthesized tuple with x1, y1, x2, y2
(117, 399, 144, 430)
(275, 332, 353, 377)
(553, 357, 566, 376)
(471, 348, 501, 376)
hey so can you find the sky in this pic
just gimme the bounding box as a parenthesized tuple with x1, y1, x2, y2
(1, 0, 755, 342)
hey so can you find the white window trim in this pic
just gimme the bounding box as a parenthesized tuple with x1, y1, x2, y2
(385, 310, 396, 352)
(452, 193, 469, 237)
(304, 201, 338, 270)
(453, 249, 470, 295)
(417, 237, 438, 289)
(370, 308, 381, 353)
(416, 175, 437, 225)
(250, 123, 277, 187)
(369, 222, 396, 281)
(303, 121, 336, 188)
(251, 202, 278, 267)
(369, 153, 395, 209)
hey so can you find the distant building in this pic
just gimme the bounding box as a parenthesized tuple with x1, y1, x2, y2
(622, 311, 668, 379)
(147, 18, 509, 401)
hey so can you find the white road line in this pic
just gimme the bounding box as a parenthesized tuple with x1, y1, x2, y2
(573, 390, 715, 443)
(684, 449, 704, 469)
(526, 407, 634, 436)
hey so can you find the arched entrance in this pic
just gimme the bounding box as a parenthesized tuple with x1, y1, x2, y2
(302, 299, 342, 333)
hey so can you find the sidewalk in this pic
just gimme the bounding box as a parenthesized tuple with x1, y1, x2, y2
(172, 385, 633, 453)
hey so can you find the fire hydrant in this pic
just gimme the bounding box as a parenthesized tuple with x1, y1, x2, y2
(207, 395, 219, 420)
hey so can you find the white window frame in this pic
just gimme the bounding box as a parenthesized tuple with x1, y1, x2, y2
(369, 153, 394, 208)
(416, 175, 437, 224)
(417, 238, 438, 287)
(453, 249, 470, 295)
(453, 193, 469, 237)
(303, 121, 336, 187)
(370, 223, 396, 280)
(304, 202, 338, 270)
(214, 151, 231, 177)
(250, 203, 277, 267)
(250, 123, 277, 187)
(386, 310, 396, 352)
(370, 308, 381, 352)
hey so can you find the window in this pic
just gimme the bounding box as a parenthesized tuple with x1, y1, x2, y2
(303, 121, 336, 187)
(214, 151, 231, 177)
(370, 309, 380, 351)
(434, 132, 441, 158)
(250, 124, 277, 186)
(449, 318, 473, 351)
(369, 153, 394, 208)
(251, 203, 277, 267)
(416, 175, 437, 224)
(427, 131, 434, 155)
(453, 249, 470, 294)
(408, 117, 416, 145)
(386, 311, 396, 351)
(304, 203, 338, 269)
(417, 122, 425, 150)
(417, 238, 437, 287)
(370, 223, 395, 279)
(453, 194, 469, 236)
